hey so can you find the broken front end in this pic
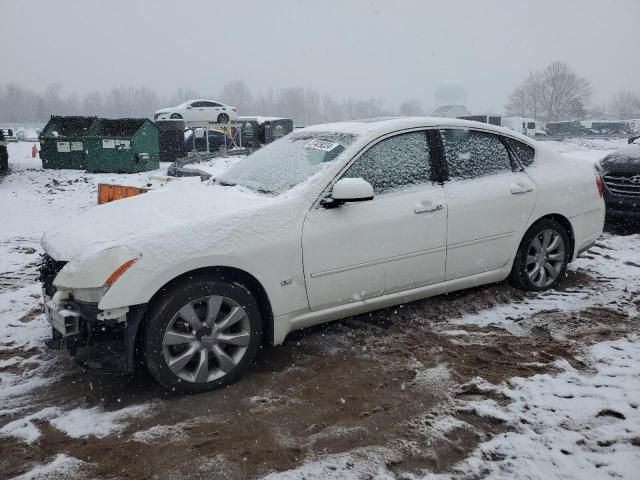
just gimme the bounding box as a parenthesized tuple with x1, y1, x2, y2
(39, 254, 145, 371)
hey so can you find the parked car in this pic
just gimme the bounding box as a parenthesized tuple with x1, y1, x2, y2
(184, 128, 235, 153)
(40, 117, 604, 393)
(1, 128, 18, 142)
(154, 100, 237, 124)
(596, 135, 640, 221)
(0, 129, 8, 172)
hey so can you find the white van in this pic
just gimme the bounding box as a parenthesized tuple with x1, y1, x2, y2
(502, 117, 536, 137)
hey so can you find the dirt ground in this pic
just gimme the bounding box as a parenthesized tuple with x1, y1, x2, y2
(1, 221, 638, 480)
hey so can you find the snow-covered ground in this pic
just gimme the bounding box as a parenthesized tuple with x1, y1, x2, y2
(1, 138, 639, 479)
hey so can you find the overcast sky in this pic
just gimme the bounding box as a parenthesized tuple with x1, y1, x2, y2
(1, 0, 638, 113)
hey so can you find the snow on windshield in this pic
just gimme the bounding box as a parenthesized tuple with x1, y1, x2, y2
(219, 131, 357, 195)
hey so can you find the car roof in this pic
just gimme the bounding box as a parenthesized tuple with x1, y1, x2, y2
(302, 116, 535, 145)
(183, 99, 225, 105)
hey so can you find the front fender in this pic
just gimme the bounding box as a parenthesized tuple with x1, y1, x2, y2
(97, 251, 308, 319)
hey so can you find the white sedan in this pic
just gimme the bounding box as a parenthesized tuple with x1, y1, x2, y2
(154, 99, 238, 124)
(40, 117, 604, 393)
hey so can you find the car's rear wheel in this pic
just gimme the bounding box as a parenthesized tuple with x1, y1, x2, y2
(170, 113, 182, 119)
(510, 219, 570, 291)
(143, 276, 262, 394)
(217, 113, 230, 124)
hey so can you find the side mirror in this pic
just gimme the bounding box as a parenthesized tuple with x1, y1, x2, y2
(322, 178, 374, 208)
(185, 105, 192, 109)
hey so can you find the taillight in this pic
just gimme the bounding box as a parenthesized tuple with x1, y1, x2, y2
(231, 107, 237, 112)
(595, 174, 604, 198)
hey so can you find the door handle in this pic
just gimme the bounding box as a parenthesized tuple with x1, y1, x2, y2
(510, 184, 534, 194)
(414, 202, 444, 214)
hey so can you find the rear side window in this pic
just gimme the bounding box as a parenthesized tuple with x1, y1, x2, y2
(344, 131, 431, 195)
(441, 129, 512, 180)
(506, 138, 536, 166)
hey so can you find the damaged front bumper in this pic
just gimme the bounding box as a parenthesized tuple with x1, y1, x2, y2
(43, 292, 146, 372)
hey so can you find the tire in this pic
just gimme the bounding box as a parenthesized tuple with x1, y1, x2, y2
(217, 113, 230, 124)
(509, 218, 571, 292)
(143, 276, 262, 394)
(170, 113, 182, 120)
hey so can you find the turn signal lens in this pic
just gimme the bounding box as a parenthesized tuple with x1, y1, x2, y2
(105, 258, 138, 286)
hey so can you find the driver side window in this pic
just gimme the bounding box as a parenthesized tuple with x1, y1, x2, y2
(343, 131, 431, 195)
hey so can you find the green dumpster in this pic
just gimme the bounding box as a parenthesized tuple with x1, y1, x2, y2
(39, 116, 97, 170)
(84, 118, 160, 173)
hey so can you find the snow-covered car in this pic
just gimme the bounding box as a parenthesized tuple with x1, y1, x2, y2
(154, 100, 237, 124)
(16, 127, 41, 142)
(596, 135, 640, 221)
(40, 117, 605, 393)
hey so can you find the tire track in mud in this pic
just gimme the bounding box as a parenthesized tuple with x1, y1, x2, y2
(1, 265, 638, 479)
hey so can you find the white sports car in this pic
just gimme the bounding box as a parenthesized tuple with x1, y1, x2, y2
(40, 117, 605, 393)
(154, 99, 238, 124)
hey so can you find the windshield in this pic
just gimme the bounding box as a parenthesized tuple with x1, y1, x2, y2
(218, 131, 357, 195)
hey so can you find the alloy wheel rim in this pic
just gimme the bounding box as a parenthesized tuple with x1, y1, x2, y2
(162, 295, 250, 383)
(525, 229, 565, 288)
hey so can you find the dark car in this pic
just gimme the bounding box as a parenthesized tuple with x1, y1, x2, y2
(1, 128, 18, 142)
(184, 128, 235, 153)
(596, 135, 640, 221)
(0, 129, 8, 173)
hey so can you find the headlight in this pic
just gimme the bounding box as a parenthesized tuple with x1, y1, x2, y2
(65, 286, 109, 303)
(72, 258, 137, 302)
(53, 255, 139, 304)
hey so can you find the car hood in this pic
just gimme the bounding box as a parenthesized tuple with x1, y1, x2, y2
(41, 180, 269, 261)
(600, 145, 640, 173)
(154, 107, 174, 115)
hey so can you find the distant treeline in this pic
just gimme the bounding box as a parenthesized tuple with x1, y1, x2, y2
(0, 81, 427, 126)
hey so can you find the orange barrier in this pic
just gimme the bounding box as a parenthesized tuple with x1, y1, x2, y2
(98, 183, 149, 205)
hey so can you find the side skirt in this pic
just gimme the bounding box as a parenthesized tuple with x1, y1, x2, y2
(273, 267, 510, 345)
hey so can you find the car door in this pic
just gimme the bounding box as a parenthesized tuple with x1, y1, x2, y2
(186, 101, 205, 121)
(439, 128, 539, 281)
(302, 130, 447, 311)
(200, 101, 222, 122)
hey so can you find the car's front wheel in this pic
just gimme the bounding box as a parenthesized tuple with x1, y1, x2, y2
(170, 113, 183, 120)
(510, 219, 570, 291)
(143, 276, 262, 394)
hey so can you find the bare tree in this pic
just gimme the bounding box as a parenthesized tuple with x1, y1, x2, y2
(609, 91, 640, 119)
(506, 63, 590, 121)
(505, 72, 543, 119)
(398, 99, 423, 116)
(538, 61, 591, 121)
(505, 85, 528, 117)
(219, 80, 254, 113)
(0, 82, 433, 125)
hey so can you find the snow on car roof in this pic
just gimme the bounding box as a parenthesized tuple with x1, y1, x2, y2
(237, 116, 289, 124)
(182, 99, 226, 105)
(302, 116, 535, 145)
